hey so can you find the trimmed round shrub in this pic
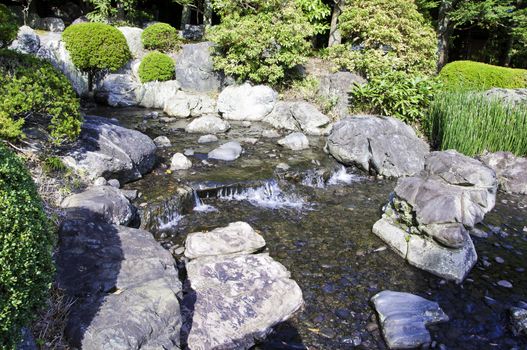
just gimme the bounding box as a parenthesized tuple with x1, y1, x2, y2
(0, 4, 18, 49)
(0, 50, 82, 144)
(138, 51, 175, 83)
(439, 61, 527, 92)
(142, 23, 181, 53)
(0, 144, 55, 349)
(62, 23, 131, 90)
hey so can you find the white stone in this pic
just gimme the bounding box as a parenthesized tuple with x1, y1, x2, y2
(208, 141, 242, 161)
(170, 153, 192, 170)
(217, 83, 277, 121)
(277, 132, 309, 151)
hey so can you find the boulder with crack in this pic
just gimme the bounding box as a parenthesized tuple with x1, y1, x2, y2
(373, 150, 497, 282)
(181, 222, 303, 350)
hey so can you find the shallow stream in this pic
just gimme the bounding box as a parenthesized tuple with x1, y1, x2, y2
(89, 106, 527, 350)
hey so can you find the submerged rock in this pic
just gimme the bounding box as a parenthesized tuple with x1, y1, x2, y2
(62, 116, 156, 184)
(218, 83, 277, 121)
(373, 150, 497, 282)
(61, 186, 134, 226)
(57, 220, 182, 350)
(185, 221, 266, 259)
(371, 291, 449, 349)
(208, 141, 243, 161)
(327, 115, 429, 177)
(278, 132, 309, 151)
(480, 151, 527, 194)
(185, 115, 231, 134)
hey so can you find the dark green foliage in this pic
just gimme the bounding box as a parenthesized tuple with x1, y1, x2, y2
(141, 23, 181, 53)
(208, 0, 314, 85)
(439, 61, 527, 92)
(62, 23, 131, 90)
(0, 144, 55, 349)
(0, 4, 17, 49)
(0, 50, 81, 144)
(427, 92, 527, 156)
(42, 156, 67, 174)
(138, 51, 175, 83)
(350, 71, 439, 125)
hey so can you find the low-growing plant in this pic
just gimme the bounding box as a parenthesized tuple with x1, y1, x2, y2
(350, 71, 439, 125)
(439, 60, 527, 92)
(0, 4, 18, 48)
(42, 156, 67, 174)
(0, 50, 82, 144)
(62, 23, 131, 91)
(138, 51, 175, 83)
(141, 23, 181, 53)
(427, 92, 527, 156)
(0, 144, 55, 349)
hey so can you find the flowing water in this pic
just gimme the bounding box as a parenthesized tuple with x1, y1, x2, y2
(88, 106, 527, 350)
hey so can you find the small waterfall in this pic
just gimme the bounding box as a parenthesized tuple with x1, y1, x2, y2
(193, 191, 218, 212)
(217, 180, 306, 209)
(301, 169, 326, 188)
(327, 166, 361, 185)
(158, 209, 183, 231)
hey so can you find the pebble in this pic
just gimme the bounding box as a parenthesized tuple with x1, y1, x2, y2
(516, 267, 525, 273)
(373, 246, 387, 252)
(184, 149, 195, 156)
(497, 280, 513, 288)
(495, 257, 505, 264)
(335, 308, 352, 319)
(366, 322, 378, 332)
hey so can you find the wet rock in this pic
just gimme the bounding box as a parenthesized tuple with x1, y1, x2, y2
(175, 41, 222, 92)
(198, 134, 218, 144)
(37, 17, 65, 32)
(510, 307, 527, 336)
(318, 71, 366, 118)
(9, 26, 40, 54)
(373, 151, 497, 282)
(138, 80, 181, 109)
(498, 280, 513, 288)
(117, 26, 145, 59)
(61, 186, 134, 225)
(218, 83, 277, 121)
(57, 220, 182, 350)
(185, 222, 266, 259)
(327, 115, 429, 177)
(484, 88, 527, 106)
(208, 141, 243, 161)
(95, 74, 141, 107)
(185, 115, 231, 134)
(164, 91, 216, 118)
(278, 132, 309, 151)
(371, 291, 449, 349)
(170, 153, 192, 170)
(183, 253, 303, 349)
(62, 116, 157, 184)
(264, 101, 331, 136)
(153, 136, 171, 147)
(480, 152, 527, 194)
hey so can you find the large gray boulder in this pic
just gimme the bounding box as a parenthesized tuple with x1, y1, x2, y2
(264, 101, 332, 136)
(61, 186, 135, 226)
(218, 83, 278, 121)
(327, 115, 429, 177)
(183, 253, 303, 349)
(138, 80, 181, 109)
(95, 74, 142, 107)
(164, 91, 216, 118)
(373, 150, 497, 282)
(371, 291, 449, 349)
(484, 88, 527, 105)
(175, 42, 222, 92)
(208, 141, 243, 161)
(62, 116, 157, 184)
(9, 26, 40, 54)
(185, 115, 230, 134)
(480, 152, 527, 194)
(185, 222, 266, 259)
(118, 26, 145, 59)
(318, 71, 366, 118)
(57, 220, 182, 350)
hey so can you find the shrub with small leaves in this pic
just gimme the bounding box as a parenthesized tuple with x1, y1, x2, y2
(142, 23, 181, 53)
(62, 23, 131, 90)
(138, 51, 175, 83)
(0, 50, 82, 144)
(0, 144, 55, 349)
(0, 4, 17, 49)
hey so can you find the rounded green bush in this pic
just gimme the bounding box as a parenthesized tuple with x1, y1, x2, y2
(0, 144, 55, 349)
(0, 50, 82, 144)
(62, 23, 131, 89)
(138, 51, 175, 83)
(141, 23, 181, 53)
(0, 4, 18, 49)
(439, 61, 527, 92)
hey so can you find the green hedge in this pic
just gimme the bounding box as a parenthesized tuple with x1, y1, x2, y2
(439, 61, 527, 92)
(138, 51, 175, 83)
(0, 144, 55, 349)
(0, 4, 17, 49)
(427, 92, 527, 156)
(0, 50, 82, 144)
(142, 23, 181, 53)
(63, 23, 131, 90)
